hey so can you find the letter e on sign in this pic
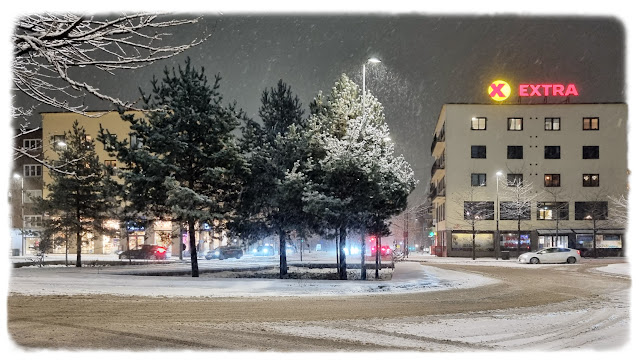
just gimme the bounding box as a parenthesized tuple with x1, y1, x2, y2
(488, 80, 511, 102)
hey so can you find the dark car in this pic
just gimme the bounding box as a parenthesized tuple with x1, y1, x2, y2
(253, 245, 275, 256)
(205, 246, 244, 260)
(119, 245, 168, 260)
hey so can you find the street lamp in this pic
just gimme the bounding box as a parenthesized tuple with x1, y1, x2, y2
(13, 173, 25, 256)
(495, 171, 502, 259)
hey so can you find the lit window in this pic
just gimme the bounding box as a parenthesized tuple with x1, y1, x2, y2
(583, 174, 599, 187)
(583, 117, 599, 130)
(471, 117, 486, 130)
(537, 202, 569, 220)
(545, 117, 561, 131)
(544, 174, 560, 187)
(508, 117, 523, 131)
(53, 135, 66, 149)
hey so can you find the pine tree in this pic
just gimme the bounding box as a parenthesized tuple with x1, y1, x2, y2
(37, 121, 118, 267)
(302, 74, 416, 279)
(104, 58, 248, 277)
(238, 79, 309, 278)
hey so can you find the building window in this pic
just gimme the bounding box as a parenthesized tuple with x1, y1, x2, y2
(545, 117, 561, 131)
(544, 146, 561, 159)
(507, 145, 523, 159)
(583, 146, 599, 159)
(53, 134, 66, 149)
(24, 215, 43, 228)
(130, 134, 143, 149)
(23, 190, 42, 203)
(575, 201, 607, 220)
(463, 201, 494, 220)
(471, 117, 486, 130)
(537, 202, 569, 220)
(508, 117, 523, 131)
(23, 164, 42, 177)
(104, 160, 117, 168)
(23, 139, 42, 149)
(471, 173, 487, 187)
(104, 134, 117, 151)
(506, 173, 523, 186)
(583, 174, 600, 187)
(583, 117, 599, 130)
(544, 174, 561, 187)
(500, 201, 531, 220)
(471, 145, 486, 159)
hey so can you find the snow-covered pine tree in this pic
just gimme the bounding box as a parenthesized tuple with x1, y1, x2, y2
(238, 79, 309, 278)
(302, 74, 416, 279)
(36, 121, 118, 267)
(109, 58, 248, 277)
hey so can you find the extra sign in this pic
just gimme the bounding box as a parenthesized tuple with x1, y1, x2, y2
(488, 80, 579, 101)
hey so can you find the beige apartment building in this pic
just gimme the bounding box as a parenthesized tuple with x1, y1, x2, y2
(40, 111, 226, 256)
(430, 104, 628, 258)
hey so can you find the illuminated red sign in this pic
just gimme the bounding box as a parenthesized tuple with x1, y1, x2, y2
(519, 84, 579, 97)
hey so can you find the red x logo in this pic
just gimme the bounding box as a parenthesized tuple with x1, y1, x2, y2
(489, 83, 506, 97)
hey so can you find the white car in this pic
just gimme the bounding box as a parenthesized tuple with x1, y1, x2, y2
(518, 247, 581, 264)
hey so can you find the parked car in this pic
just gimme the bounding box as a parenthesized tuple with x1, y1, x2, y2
(205, 246, 244, 260)
(119, 245, 168, 260)
(518, 247, 581, 264)
(253, 245, 275, 256)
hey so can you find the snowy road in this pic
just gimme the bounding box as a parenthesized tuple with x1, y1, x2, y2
(7, 257, 631, 353)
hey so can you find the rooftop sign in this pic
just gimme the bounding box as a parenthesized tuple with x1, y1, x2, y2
(488, 80, 579, 101)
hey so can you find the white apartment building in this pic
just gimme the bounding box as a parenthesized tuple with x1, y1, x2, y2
(430, 104, 627, 258)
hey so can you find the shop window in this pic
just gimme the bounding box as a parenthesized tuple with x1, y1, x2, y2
(507, 146, 523, 159)
(545, 117, 561, 131)
(500, 233, 530, 251)
(471, 117, 486, 130)
(508, 117, 523, 131)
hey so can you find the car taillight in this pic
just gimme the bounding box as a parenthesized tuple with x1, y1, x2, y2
(157, 247, 166, 253)
(577, 250, 581, 256)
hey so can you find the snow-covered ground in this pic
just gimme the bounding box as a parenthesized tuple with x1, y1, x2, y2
(8, 261, 499, 297)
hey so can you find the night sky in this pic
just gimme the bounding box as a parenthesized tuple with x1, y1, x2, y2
(10, 14, 625, 206)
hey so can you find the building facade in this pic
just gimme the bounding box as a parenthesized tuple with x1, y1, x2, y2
(40, 111, 229, 256)
(430, 104, 628, 258)
(10, 128, 44, 255)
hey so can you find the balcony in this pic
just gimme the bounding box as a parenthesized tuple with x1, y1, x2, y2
(430, 128, 445, 156)
(430, 156, 445, 177)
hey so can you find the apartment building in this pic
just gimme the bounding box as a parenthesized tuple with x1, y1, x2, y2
(10, 128, 44, 255)
(430, 103, 627, 258)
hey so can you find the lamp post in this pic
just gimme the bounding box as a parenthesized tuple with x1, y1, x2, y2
(13, 173, 25, 256)
(495, 171, 502, 259)
(361, 57, 381, 132)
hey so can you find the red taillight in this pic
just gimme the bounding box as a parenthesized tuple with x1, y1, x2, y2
(157, 247, 166, 253)
(577, 250, 581, 256)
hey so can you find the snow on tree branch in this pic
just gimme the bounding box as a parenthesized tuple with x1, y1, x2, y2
(12, 13, 210, 116)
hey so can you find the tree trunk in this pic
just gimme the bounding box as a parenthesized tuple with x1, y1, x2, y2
(64, 231, 69, 267)
(279, 229, 288, 278)
(517, 219, 522, 256)
(188, 220, 199, 277)
(375, 236, 380, 279)
(360, 229, 366, 280)
(592, 219, 598, 259)
(76, 227, 82, 267)
(472, 222, 476, 260)
(335, 229, 339, 275)
(339, 225, 347, 280)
